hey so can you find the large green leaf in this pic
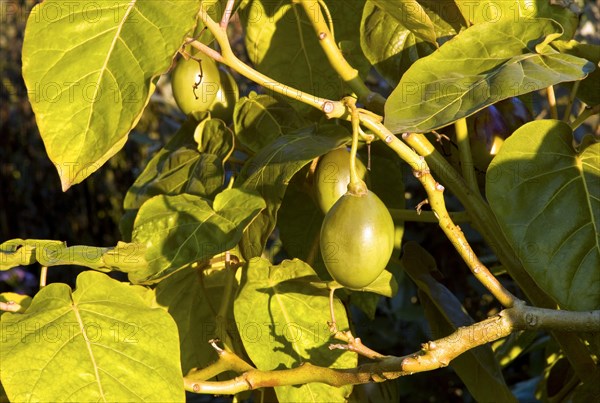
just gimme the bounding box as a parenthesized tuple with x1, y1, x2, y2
(369, 0, 437, 45)
(233, 93, 308, 153)
(130, 188, 265, 283)
(551, 40, 600, 106)
(487, 120, 600, 311)
(237, 125, 348, 259)
(0, 239, 146, 273)
(234, 258, 356, 402)
(0, 271, 184, 402)
(22, 0, 200, 190)
(121, 118, 234, 240)
(455, 0, 578, 40)
(241, 0, 369, 112)
(402, 242, 515, 403)
(384, 19, 595, 134)
(155, 266, 220, 374)
(361, 0, 464, 87)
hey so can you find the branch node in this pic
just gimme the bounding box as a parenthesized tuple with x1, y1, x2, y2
(318, 31, 327, 40)
(209, 339, 224, 353)
(416, 199, 429, 214)
(384, 135, 393, 143)
(322, 101, 335, 113)
(434, 182, 445, 192)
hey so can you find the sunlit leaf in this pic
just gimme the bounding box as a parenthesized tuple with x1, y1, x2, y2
(384, 19, 594, 133)
(131, 188, 265, 283)
(234, 258, 356, 402)
(22, 0, 200, 189)
(487, 120, 600, 310)
(0, 271, 184, 402)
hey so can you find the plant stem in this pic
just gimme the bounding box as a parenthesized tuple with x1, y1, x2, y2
(563, 81, 580, 122)
(547, 86, 558, 119)
(191, 11, 347, 117)
(220, 0, 236, 28)
(389, 209, 470, 223)
(185, 306, 600, 394)
(405, 133, 518, 308)
(40, 266, 47, 288)
(454, 118, 479, 194)
(296, 0, 386, 114)
(402, 132, 600, 383)
(570, 105, 600, 130)
(346, 98, 363, 190)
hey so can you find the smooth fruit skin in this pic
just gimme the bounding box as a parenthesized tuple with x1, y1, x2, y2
(171, 56, 221, 116)
(314, 148, 368, 214)
(208, 68, 239, 122)
(320, 190, 395, 289)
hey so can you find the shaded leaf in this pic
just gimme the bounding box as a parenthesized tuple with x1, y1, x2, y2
(455, 0, 578, 40)
(487, 120, 600, 310)
(385, 19, 595, 133)
(361, 0, 464, 87)
(155, 266, 219, 374)
(551, 40, 600, 106)
(0, 271, 184, 402)
(131, 189, 265, 283)
(234, 92, 308, 153)
(241, 0, 369, 113)
(402, 242, 516, 403)
(22, 0, 201, 190)
(237, 125, 348, 259)
(369, 0, 438, 46)
(234, 258, 356, 402)
(121, 118, 234, 240)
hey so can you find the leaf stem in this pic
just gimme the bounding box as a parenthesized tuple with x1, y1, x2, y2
(220, 0, 236, 28)
(454, 118, 479, 194)
(570, 104, 600, 130)
(296, 0, 386, 114)
(547, 86, 558, 120)
(563, 81, 580, 122)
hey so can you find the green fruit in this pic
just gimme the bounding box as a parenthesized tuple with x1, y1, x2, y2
(320, 190, 395, 289)
(314, 148, 368, 214)
(171, 56, 221, 116)
(208, 68, 239, 122)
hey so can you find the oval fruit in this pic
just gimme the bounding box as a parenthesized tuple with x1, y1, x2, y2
(208, 68, 239, 122)
(314, 148, 368, 214)
(171, 56, 221, 116)
(320, 190, 395, 289)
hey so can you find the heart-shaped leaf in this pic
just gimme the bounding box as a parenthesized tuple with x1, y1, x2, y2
(0, 271, 184, 402)
(487, 120, 599, 311)
(234, 257, 356, 402)
(131, 188, 265, 283)
(384, 19, 595, 134)
(233, 93, 308, 153)
(22, 0, 201, 190)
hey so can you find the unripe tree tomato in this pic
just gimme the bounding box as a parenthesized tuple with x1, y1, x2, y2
(171, 56, 221, 116)
(320, 189, 395, 289)
(208, 68, 239, 122)
(314, 148, 368, 214)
